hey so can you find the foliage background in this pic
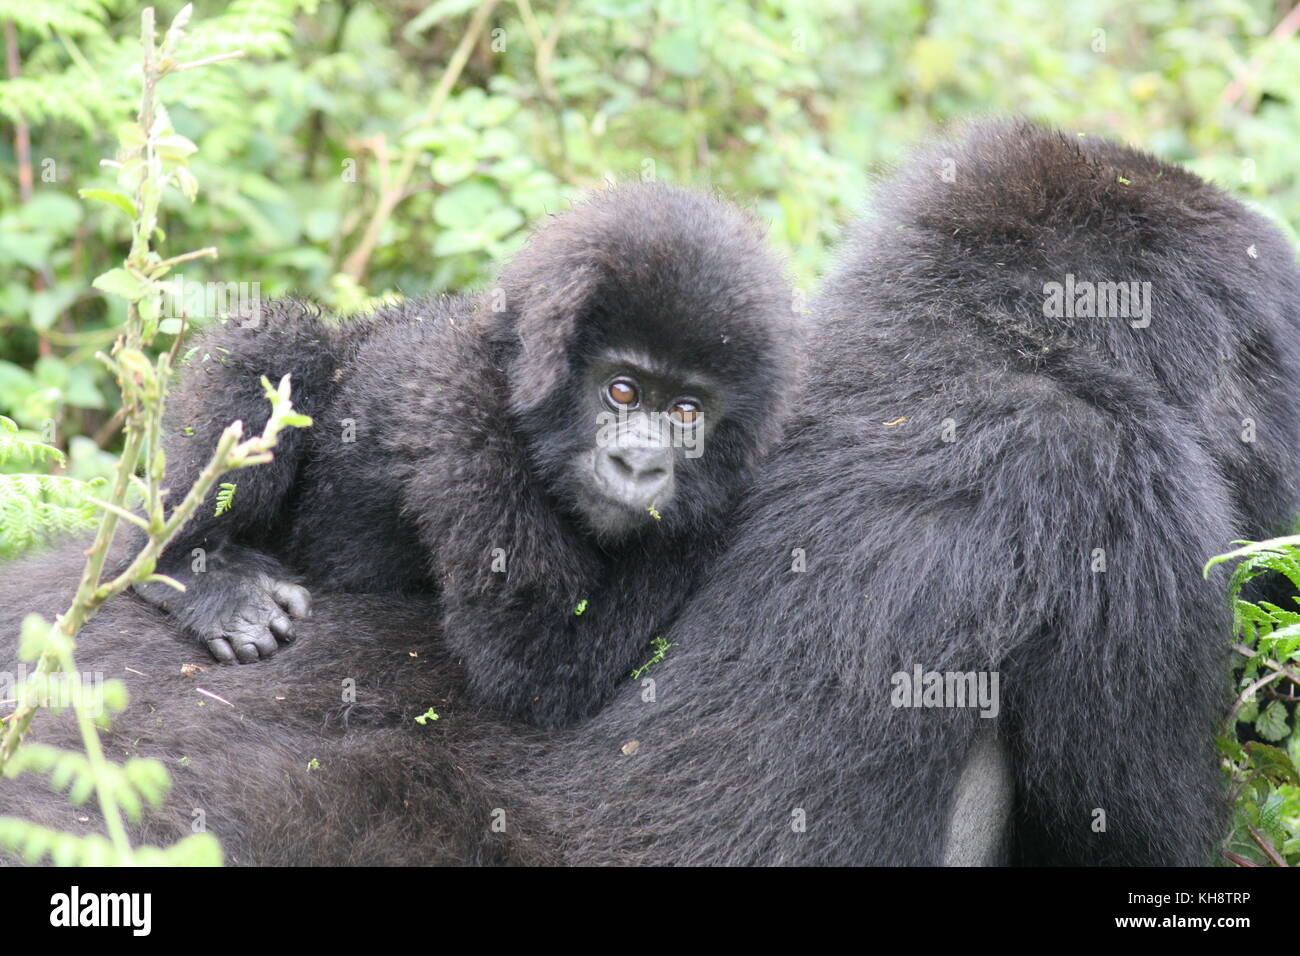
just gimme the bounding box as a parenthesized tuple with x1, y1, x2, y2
(1, 0, 1298, 864)
(4, 0, 1299, 459)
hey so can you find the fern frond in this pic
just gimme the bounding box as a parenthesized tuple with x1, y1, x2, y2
(0, 473, 103, 558)
(0, 0, 109, 38)
(0, 417, 66, 467)
(0, 818, 220, 866)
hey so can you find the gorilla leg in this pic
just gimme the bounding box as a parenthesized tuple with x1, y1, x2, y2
(942, 730, 1012, 867)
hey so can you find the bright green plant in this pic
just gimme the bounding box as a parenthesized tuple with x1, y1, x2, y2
(1205, 536, 1300, 866)
(0, 4, 310, 866)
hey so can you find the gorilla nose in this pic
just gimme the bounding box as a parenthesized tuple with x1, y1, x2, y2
(596, 446, 672, 506)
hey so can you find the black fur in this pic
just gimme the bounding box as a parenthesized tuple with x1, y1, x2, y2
(127, 182, 802, 727)
(3, 121, 1298, 866)
(519, 121, 1300, 865)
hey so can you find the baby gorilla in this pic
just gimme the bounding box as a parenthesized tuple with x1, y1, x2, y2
(131, 183, 801, 726)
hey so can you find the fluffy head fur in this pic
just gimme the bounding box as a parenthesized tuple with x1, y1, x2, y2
(489, 182, 804, 537)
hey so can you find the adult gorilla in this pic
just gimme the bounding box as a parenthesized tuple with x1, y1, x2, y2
(3, 121, 1298, 866)
(520, 120, 1300, 866)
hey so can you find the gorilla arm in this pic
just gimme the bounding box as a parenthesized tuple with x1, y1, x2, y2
(129, 302, 347, 662)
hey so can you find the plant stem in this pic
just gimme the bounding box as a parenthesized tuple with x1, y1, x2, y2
(341, 0, 501, 282)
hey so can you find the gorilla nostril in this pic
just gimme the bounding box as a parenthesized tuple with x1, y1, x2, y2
(607, 451, 635, 478)
(627, 460, 670, 490)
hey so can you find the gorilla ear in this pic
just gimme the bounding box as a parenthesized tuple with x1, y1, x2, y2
(505, 263, 601, 414)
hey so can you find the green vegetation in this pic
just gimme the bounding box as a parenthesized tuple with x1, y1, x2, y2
(630, 636, 674, 680)
(4, 0, 1299, 458)
(0, 4, 309, 866)
(1207, 536, 1300, 865)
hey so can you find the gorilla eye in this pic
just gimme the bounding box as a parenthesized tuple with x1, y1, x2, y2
(606, 378, 639, 409)
(669, 400, 701, 425)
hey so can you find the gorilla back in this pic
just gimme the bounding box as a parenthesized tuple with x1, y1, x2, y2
(0, 542, 553, 866)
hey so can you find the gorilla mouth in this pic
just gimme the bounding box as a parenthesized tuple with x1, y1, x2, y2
(589, 476, 668, 516)
(581, 483, 666, 537)
(588, 488, 652, 520)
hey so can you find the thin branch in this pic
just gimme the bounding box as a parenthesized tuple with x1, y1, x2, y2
(341, 0, 501, 282)
(1224, 849, 1261, 867)
(1232, 641, 1300, 690)
(171, 50, 245, 72)
(1228, 666, 1286, 726)
(1247, 826, 1289, 866)
(87, 497, 151, 531)
(154, 246, 218, 271)
(1221, 3, 1300, 109)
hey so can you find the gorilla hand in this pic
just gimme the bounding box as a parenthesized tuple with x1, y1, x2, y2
(197, 571, 311, 663)
(132, 544, 311, 662)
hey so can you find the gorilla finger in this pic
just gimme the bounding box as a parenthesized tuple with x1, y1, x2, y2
(234, 641, 262, 663)
(248, 626, 281, 658)
(268, 612, 296, 644)
(207, 638, 237, 664)
(271, 581, 312, 619)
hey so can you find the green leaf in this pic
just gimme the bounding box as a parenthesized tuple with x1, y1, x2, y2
(214, 482, 236, 517)
(155, 133, 198, 161)
(650, 29, 707, 78)
(17, 614, 59, 662)
(155, 832, 223, 866)
(101, 679, 129, 714)
(92, 268, 149, 303)
(401, 0, 482, 41)
(78, 188, 137, 219)
(1245, 742, 1300, 786)
(116, 122, 146, 151)
(434, 180, 505, 230)
(1257, 700, 1291, 742)
(28, 287, 78, 332)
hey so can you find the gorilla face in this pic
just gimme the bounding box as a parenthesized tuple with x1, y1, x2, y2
(571, 348, 722, 539)
(496, 182, 802, 551)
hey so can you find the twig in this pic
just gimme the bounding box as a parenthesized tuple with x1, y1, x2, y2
(1227, 666, 1287, 726)
(515, 0, 569, 101)
(172, 51, 245, 72)
(341, 0, 501, 282)
(92, 406, 128, 449)
(1232, 642, 1300, 690)
(1247, 826, 1289, 866)
(1221, 4, 1300, 109)
(155, 246, 218, 270)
